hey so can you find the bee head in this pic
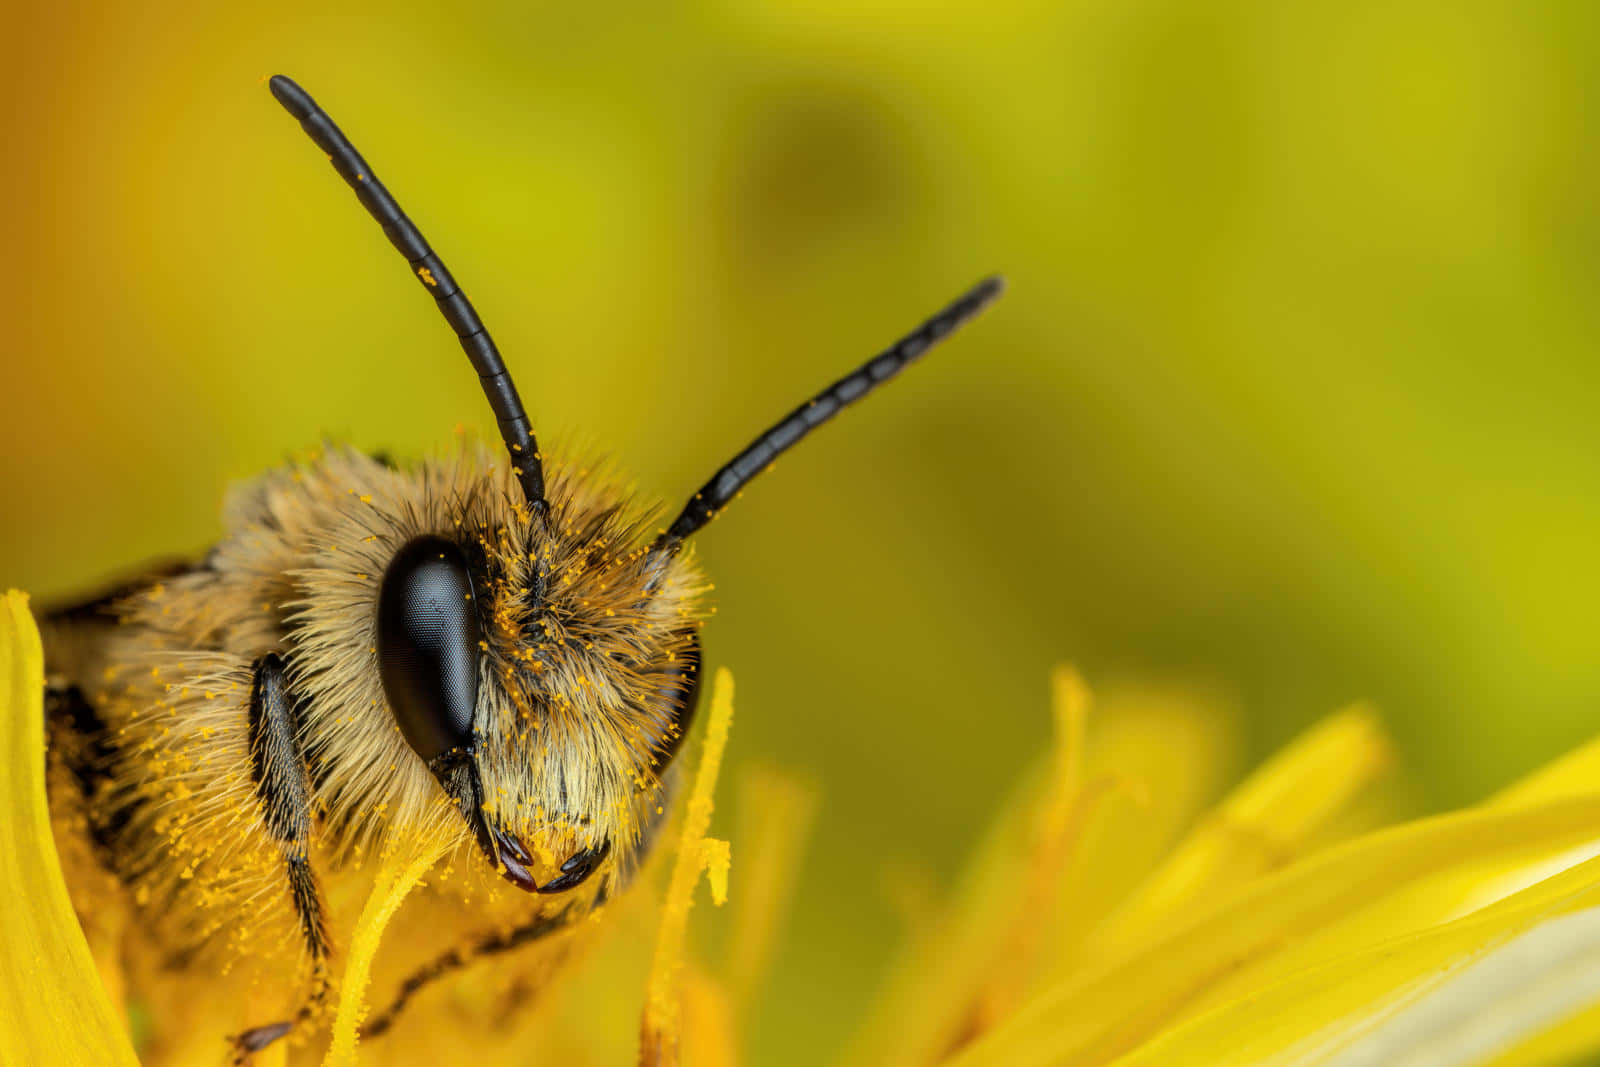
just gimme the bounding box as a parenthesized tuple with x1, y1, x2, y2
(270, 74, 1002, 898)
(366, 472, 706, 895)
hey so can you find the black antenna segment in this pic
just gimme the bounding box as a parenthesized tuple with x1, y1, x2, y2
(267, 75, 546, 513)
(652, 275, 1005, 556)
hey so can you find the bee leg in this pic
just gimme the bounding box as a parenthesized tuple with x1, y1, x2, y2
(359, 906, 577, 1040)
(229, 653, 331, 1062)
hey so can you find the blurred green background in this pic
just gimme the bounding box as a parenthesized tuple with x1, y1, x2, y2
(6, 1, 1600, 1062)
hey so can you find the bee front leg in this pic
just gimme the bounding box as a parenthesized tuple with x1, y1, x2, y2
(231, 653, 331, 1063)
(360, 906, 576, 1041)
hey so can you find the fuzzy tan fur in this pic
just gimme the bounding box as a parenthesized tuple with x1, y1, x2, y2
(42, 442, 708, 1035)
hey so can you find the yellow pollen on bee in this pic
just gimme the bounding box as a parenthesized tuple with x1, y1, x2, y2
(419, 267, 438, 286)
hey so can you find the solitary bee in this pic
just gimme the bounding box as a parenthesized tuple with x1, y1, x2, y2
(40, 75, 1001, 1057)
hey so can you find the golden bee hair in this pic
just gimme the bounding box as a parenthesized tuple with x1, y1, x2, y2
(40, 74, 1003, 1057)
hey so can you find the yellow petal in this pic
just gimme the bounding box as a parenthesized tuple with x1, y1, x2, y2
(950, 794, 1600, 1067)
(1111, 856, 1600, 1065)
(841, 675, 1237, 1067)
(1481, 985, 1600, 1066)
(1489, 733, 1600, 808)
(1309, 901, 1600, 1065)
(0, 590, 139, 1066)
(1084, 703, 1394, 965)
(1040, 679, 1240, 962)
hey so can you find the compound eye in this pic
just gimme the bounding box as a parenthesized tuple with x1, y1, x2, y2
(377, 535, 482, 766)
(651, 634, 702, 766)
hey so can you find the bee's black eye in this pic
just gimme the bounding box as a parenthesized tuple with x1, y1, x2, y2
(377, 535, 481, 766)
(652, 635, 702, 766)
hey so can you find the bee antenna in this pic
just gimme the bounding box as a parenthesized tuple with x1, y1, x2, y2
(651, 275, 1005, 557)
(267, 75, 547, 515)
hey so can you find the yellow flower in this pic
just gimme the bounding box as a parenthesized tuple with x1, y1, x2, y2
(846, 669, 1600, 1067)
(11, 586, 1600, 1065)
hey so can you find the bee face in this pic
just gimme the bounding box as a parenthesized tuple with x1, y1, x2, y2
(286, 451, 706, 897)
(458, 476, 706, 893)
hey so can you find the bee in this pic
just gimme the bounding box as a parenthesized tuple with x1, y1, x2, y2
(40, 74, 1002, 1059)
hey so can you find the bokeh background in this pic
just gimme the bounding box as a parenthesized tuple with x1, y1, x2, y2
(6, 1, 1600, 1062)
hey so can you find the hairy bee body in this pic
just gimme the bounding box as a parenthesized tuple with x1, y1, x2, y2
(44, 444, 705, 1042)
